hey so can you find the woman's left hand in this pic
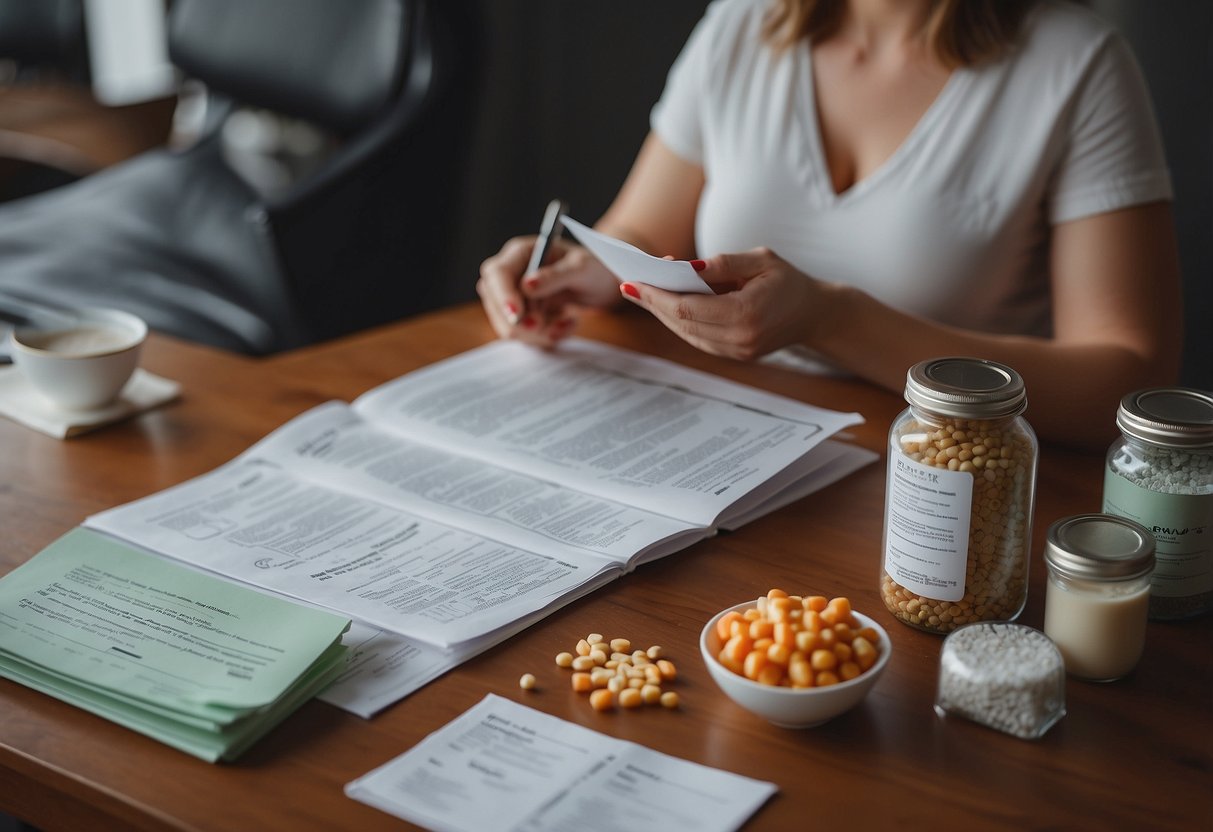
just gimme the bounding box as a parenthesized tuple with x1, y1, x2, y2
(619, 247, 830, 360)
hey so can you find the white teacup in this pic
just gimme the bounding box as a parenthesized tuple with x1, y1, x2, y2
(9, 308, 147, 410)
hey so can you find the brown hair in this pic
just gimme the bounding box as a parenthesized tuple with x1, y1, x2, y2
(762, 0, 1039, 68)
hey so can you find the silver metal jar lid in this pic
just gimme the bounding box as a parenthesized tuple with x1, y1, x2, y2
(904, 357, 1027, 419)
(1116, 388, 1213, 448)
(1045, 514, 1155, 581)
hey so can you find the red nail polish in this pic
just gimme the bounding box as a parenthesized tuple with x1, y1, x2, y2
(505, 301, 521, 323)
(621, 283, 640, 299)
(522, 315, 537, 329)
(690, 259, 706, 272)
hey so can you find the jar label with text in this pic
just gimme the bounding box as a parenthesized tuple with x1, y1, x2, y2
(884, 455, 973, 602)
(1103, 472, 1213, 597)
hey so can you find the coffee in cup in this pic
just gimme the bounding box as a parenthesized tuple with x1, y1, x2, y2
(9, 308, 147, 410)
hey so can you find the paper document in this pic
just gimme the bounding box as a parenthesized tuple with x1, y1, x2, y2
(346, 694, 777, 832)
(0, 528, 349, 761)
(317, 623, 456, 718)
(561, 216, 713, 294)
(84, 338, 874, 710)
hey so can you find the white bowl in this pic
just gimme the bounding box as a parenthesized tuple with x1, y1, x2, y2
(10, 307, 147, 410)
(700, 601, 892, 728)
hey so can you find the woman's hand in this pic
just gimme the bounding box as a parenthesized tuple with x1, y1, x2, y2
(618, 247, 832, 360)
(477, 236, 620, 346)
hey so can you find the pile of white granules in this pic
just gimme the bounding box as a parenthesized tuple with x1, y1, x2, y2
(934, 622, 1066, 740)
(1112, 445, 1212, 495)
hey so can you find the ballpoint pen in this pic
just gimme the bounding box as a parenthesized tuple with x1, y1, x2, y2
(527, 198, 567, 278)
(513, 198, 567, 326)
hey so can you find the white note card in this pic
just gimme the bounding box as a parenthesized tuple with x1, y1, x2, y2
(346, 694, 777, 832)
(561, 216, 713, 294)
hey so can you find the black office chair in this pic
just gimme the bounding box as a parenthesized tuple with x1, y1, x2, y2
(0, 0, 89, 82)
(0, 0, 479, 354)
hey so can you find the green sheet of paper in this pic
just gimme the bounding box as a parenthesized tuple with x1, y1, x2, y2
(0, 528, 351, 761)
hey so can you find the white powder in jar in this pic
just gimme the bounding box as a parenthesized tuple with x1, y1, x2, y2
(934, 622, 1065, 740)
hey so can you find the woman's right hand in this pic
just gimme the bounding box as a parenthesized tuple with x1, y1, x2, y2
(477, 235, 620, 346)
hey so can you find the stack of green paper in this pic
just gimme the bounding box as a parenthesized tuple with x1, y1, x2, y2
(0, 528, 350, 762)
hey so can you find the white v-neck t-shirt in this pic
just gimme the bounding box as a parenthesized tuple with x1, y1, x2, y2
(650, 0, 1171, 340)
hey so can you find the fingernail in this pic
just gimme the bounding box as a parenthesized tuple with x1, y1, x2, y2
(523, 276, 541, 290)
(505, 301, 521, 325)
(689, 259, 706, 272)
(620, 283, 640, 299)
(521, 315, 537, 329)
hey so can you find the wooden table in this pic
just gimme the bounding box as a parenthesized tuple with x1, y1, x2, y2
(1, 304, 1209, 831)
(0, 83, 176, 195)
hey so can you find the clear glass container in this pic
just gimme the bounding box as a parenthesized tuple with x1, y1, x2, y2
(934, 621, 1065, 740)
(880, 357, 1039, 634)
(1043, 514, 1154, 681)
(1102, 388, 1213, 620)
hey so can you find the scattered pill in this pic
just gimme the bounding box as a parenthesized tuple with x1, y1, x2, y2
(589, 689, 615, 712)
(619, 688, 643, 709)
(519, 673, 537, 691)
(551, 629, 683, 713)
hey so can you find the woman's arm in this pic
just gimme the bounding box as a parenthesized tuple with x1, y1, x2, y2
(620, 201, 1183, 448)
(595, 133, 705, 259)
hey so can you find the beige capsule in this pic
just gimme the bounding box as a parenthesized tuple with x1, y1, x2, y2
(589, 689, 614, 712)
(619, 688, 643, 709)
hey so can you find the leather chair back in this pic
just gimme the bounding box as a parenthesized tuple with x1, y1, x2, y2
(168, 0, 411, 137)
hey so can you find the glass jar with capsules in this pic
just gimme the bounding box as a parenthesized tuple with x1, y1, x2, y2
(881, 358, 1039, 634)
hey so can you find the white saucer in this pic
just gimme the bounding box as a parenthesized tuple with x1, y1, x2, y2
(0, 367, 181, 438)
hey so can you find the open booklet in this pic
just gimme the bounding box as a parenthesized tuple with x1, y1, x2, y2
(87, 338, 875, 662)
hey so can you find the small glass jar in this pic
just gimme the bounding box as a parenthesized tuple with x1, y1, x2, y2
(880, 357, 1039, 634)
(1043, 514, 1154, 681)
(1102, 388, 1213, 620)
